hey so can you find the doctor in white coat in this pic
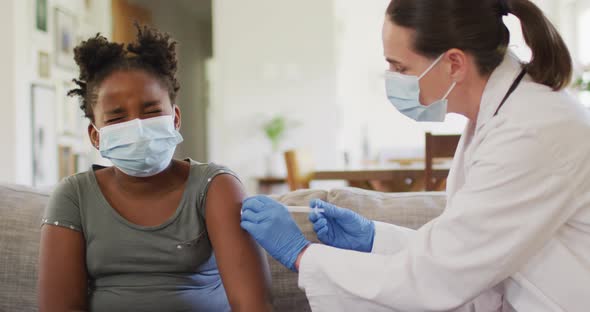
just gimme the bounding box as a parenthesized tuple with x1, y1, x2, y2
(241, 0, 590, 311)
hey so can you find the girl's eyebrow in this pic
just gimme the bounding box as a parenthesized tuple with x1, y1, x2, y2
(105, 106, 124, 115)
(143, 101, 160, 108)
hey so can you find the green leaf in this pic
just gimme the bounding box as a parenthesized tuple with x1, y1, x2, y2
(263, 116, 288, 151)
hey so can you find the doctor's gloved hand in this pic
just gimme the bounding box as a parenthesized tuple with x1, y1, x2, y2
(309, 199, 375, 252)
(241, 196, 310, 272)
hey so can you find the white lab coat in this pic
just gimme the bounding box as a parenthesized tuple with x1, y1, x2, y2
(298, 53, 590, 311)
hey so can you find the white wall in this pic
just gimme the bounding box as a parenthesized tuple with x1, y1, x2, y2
(0, 0, 111, 185)
(210, 0, 340, 193)
(551, 0, 590, 67)
(0, 0, 17, 183)
(133, 0, 212, 163)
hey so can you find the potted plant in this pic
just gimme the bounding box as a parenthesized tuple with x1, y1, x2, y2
(263, 116, 297, 176)
(264, 116, 287, 153)
(573, 77, 590, 92)
(572, 74, 590, 108)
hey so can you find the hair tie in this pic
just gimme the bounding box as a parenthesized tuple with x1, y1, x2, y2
(498, 0, 510, 16)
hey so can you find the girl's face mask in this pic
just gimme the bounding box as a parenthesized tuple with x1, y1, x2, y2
(93, 115, 183, 177)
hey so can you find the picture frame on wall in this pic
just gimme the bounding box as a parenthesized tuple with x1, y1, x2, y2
(36, 0, 48, 32)
(59, 80, 83, 136)
(31, 84, 58, 188)
(38, 51, 50, 79)
(54, 7, 78, 69)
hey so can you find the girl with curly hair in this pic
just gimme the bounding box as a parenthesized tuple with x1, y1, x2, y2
(38, 25, 272, 312)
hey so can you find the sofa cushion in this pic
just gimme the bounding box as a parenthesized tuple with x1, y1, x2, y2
(328, 187, 446, 230)
(0, 184, 49, 312)
(268, 188, 328, 206)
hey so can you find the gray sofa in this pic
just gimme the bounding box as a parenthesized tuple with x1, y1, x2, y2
(0, 184, 445, 312)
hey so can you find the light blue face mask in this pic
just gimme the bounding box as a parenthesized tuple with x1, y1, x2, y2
(385, 53, 457, 122)
(94, 115, 183, 177)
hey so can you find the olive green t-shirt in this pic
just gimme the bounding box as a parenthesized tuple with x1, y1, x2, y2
(42, 159, 238, 312)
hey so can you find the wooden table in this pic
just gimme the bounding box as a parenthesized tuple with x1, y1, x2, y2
(313, 162, 451, 192)
(256, 176, 288, 194)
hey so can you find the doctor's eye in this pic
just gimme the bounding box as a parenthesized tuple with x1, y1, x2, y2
(390, 64, 406, 73)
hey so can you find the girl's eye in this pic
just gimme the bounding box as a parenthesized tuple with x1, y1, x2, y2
(106, 117, 124, 124)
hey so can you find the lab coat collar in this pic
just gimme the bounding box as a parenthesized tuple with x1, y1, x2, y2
(476, 51, 525, 131)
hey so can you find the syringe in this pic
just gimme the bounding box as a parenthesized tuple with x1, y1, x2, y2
(241, 205, 325, 215)
(287, 206, 325, 215)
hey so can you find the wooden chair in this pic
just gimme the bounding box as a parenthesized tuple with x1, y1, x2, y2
(284, 149, 315, 191)
(425, 132, 461, 191)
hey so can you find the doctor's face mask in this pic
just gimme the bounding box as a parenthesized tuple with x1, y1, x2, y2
(385, 53, 456, 122)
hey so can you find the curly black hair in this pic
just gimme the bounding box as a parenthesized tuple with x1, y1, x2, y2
(68, 24, 180, 121)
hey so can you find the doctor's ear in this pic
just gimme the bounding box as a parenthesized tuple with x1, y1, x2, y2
(445, 49, 468, 83)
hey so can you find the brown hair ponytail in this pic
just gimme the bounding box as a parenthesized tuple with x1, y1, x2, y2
(386, 0, 572, 91)
(508, 0, 572, 90)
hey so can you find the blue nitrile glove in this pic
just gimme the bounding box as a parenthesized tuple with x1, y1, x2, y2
(241, 195, 310, 271)
(309, 199, 375, 252)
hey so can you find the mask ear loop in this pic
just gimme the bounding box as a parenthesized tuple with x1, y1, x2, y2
(92, 124, 100, 150)
(418, 53, 446, 80)
(442, 81, 457, 100)
(418, 52, 457, 102)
